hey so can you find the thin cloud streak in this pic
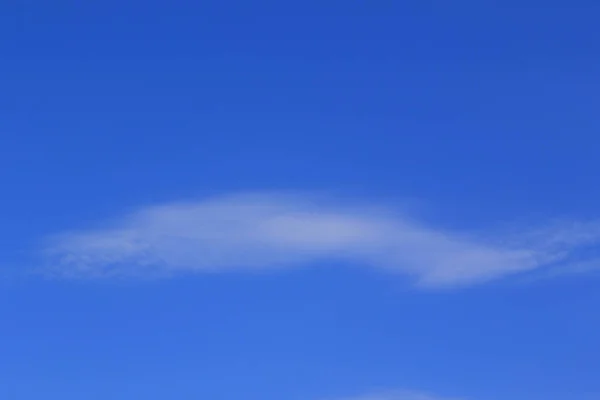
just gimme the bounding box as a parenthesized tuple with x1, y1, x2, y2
(330, 389, 464, 400)
(42, 192, 600, 288)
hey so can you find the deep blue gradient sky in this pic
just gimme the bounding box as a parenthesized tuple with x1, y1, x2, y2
(1, 2, 600, 400)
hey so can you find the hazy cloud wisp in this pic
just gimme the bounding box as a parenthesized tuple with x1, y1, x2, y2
(329, 389, 464, 400)
(42, 192, 600, 288)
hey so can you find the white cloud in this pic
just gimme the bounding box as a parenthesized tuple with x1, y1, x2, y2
(42, 192, 600, 288)
(329, 389, 464, 400)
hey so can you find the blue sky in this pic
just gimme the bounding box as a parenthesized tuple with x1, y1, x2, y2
(1, 1, 600, 399)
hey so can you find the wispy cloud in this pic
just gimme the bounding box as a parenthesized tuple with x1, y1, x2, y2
(41, 192, 600, 288)
(329, 389, 464, 400)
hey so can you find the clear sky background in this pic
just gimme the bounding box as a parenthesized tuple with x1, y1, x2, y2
(1, 1, 600, 400)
